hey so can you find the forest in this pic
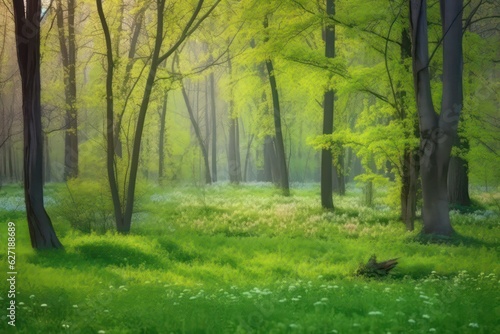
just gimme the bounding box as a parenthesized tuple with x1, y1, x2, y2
(0, 0, 499, 332)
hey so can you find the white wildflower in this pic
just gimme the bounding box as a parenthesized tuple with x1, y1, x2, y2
(368, 311, 383, 316)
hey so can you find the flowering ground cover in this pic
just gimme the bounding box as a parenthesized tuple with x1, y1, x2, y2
(0, 183, 498, 333)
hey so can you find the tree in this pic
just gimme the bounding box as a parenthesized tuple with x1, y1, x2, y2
(55, 0, 79, 180)
(227, 53, 242, 183)
(264, 16, 290, 196)
(209, 64, 218, 182)
(181, 81, 212, 184)
(321, 0, 335, 209)
(409, 0, 464, 236)
(12, 0, 63, 248)
(97, 0, 221, 232)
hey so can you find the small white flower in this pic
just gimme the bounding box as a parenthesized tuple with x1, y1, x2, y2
(408, 319, 415, 324)
(103, 310, 109, 313)
(29, 295, 35, 299)
(468, 323, 479, 328)
(321, 297, 328, 302)
(279, 298, 287, 303)
(368, 311, 383, 316)
(41, 304, 47, 307)
(291, 297, 300, 301)
(189, 296, 197, 300)
(18, 302, 24, 306)
(73, 304, 78, 308)
(429, 329, 436, 332)
(98, 331, 106, 334)
(423, 314, 430, 319)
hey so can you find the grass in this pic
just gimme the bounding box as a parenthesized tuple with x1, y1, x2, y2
(0, 182, 499, 333)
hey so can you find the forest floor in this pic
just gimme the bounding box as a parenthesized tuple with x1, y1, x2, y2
(0, 182, 499, 333)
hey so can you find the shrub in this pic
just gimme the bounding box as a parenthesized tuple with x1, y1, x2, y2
(51, 179, 114, 234)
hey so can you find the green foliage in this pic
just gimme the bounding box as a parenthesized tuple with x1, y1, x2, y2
(49, 179, 115, 234)
(1, 183, 499, 332)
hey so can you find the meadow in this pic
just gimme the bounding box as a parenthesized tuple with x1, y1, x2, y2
(0, 182, 499, 333)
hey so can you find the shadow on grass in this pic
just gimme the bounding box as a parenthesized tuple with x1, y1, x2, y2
(410, 231, 499, 249)
(157, 238, 204, 264)
(28, 241, 164, 269)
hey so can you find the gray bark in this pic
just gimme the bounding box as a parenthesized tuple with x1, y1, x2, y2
(410, 0, 463, 236)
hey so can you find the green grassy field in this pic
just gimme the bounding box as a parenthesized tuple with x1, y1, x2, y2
(0, 183, 499, 333)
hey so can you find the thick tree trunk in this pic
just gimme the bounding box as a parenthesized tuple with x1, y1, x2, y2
(321, 0, 335, 208)
(448, 134, 471, 206)
(401, 148, 418, 230)
(44, 133, 51, 183)
(410, 0, 463, 236)
(13, 0, 63, 249)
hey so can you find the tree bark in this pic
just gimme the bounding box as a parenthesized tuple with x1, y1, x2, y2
(56, 0, 79, 180)
(96, 0, 125, 232)
(263, 135, 279, 183)
(228, 117, 242, 183)
(209, 69, 218, 182)
(321, 0, 335, 208)
(448, 134, 471, 206)
(264, 18, 289, 196)
(182, 85, 212, 185)
(158, 91, 168, 183)
(410, 0, 463, 236)
(13, 0, 63, 249)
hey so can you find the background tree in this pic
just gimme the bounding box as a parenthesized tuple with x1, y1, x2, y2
(55, 0, 79, 180)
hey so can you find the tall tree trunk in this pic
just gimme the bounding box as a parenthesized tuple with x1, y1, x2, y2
(96, 0, 124, 232)
(209, 70, 218, 182)
(158, 91, 168, 183)
(401, 147, 418, 230)
(263, 136, 279, 183)
(44, 133, 51, 183)
(399, 25, 418, 231)
(13, 0, 63, 249)
(243, 134, 254, 182)
(410, 0, 463, 236)
(321, 0, 335, 208)
(228, 117, 241, 183)
(56, 0, 78, 180)
(182, 85, 212, 185)
(227, 55, 241, 183)
(448, 134, 471, 206)
(333, 151, 345, 196)
(264, 18, 289, 196)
